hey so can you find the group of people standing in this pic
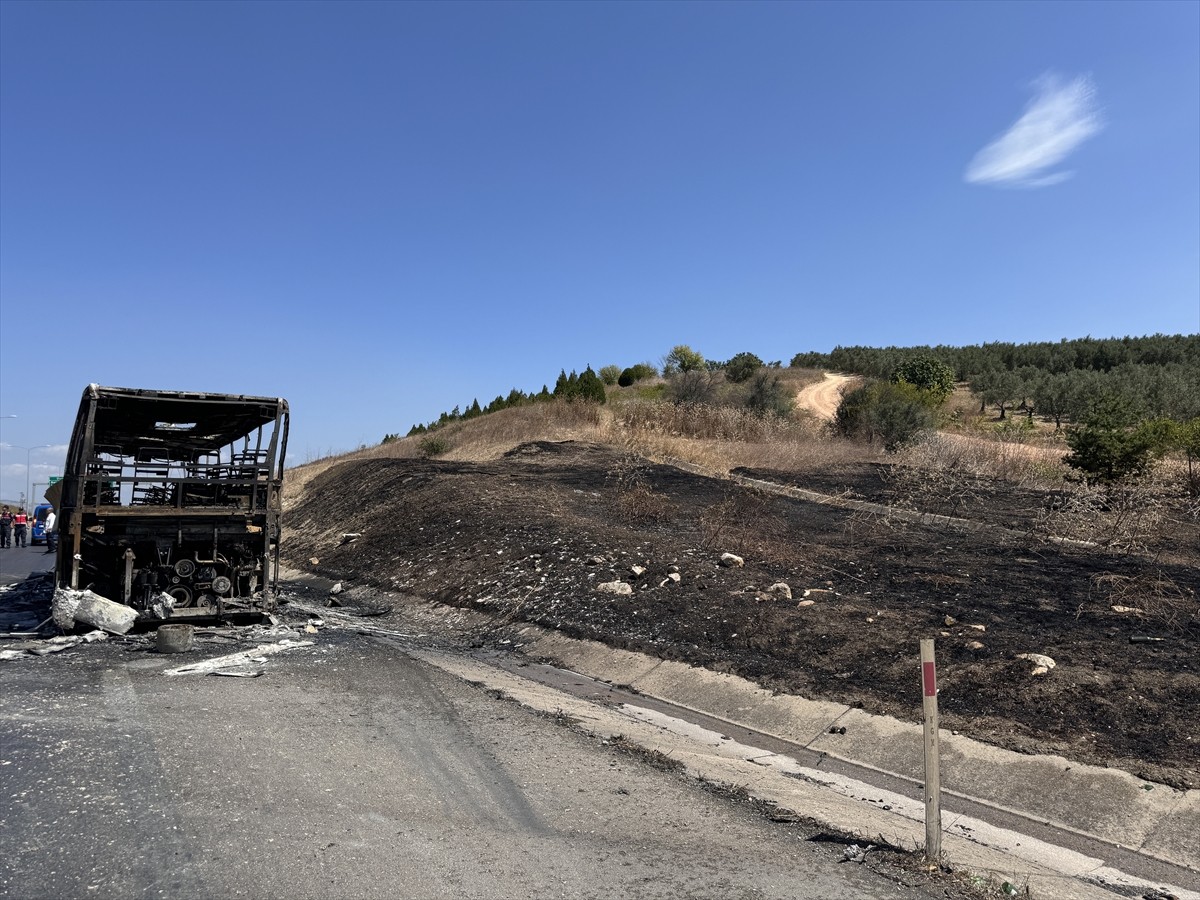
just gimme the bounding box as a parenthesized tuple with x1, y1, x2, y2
(0, 506, 56, 552)
(0, 506, 26, 547)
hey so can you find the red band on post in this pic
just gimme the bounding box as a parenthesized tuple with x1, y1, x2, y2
(922, 661, 936, 697)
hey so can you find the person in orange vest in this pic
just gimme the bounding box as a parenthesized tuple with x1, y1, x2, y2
(13, 508, 28, 547)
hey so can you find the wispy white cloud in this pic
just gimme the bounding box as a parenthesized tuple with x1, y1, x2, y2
(965, 73, 1104, 188)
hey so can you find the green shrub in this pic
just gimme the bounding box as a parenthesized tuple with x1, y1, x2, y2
(599, 365, 621, 386)
(635, 383, 667, 400)
(618, 362, 657, 387)
(1065, 398, 1155, 483)
(418, 434, 451, 458)
(725, 352, 764, 383)
(664, 345, 705, 374)
(834, 380, 935, 451)
(743, 370, 792, 417)
(891, 355, 955, 404)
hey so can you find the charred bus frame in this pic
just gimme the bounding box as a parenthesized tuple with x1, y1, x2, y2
(56, 385, 290, 618)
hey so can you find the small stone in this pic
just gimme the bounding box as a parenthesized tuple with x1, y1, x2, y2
(588, 556, 607, 566)
(719, 553, 744, 568)
(802, 588, 837, 599)
(944, 615, 957, 626)
(767, 582, 792, 600)
(309, 557, 320, 566)
(967, 624, 986, 632)
(966, 640, 985, 650)
(630, 565, 647, 577)
(596, 581, 633, 596)
(330, 582, 343, 595)
(796, 599, 815, 608)
(1016, 652, 1056, 671)
(668, 565, 680, 574)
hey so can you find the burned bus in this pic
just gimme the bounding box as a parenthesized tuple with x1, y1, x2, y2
(55, 385, 290, 618)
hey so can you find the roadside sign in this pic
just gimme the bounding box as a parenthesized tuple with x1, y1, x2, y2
(48, 476, 61, 486)
(920, 638, 941, 862)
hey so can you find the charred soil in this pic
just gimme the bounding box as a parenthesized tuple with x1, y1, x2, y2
(283, 441, 1199, 789)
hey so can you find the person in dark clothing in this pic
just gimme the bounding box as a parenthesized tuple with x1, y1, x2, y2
(0, 507, 11, 548)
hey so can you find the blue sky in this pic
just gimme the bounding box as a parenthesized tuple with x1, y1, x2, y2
(1, 0, 1197, 498)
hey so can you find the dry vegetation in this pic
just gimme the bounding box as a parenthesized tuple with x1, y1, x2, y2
(319, 370, 842, 477)
(290, 376, 1196, 554)
(285, 372, 1200, 604)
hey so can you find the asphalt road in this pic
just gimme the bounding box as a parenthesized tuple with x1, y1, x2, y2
(0, 626, 954, 900)
(0, 542, 53, 587)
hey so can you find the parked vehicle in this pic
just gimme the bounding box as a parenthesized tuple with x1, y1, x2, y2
(30, 503, 52, 545)
(56, 385, 290, 618)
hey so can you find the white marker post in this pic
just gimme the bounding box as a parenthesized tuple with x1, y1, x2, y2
(920, 638, 941, 862)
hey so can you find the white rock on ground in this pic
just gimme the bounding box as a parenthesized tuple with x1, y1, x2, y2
(1016, 652, 1056, 676)
(767, 582, 792, 600)
(802, 588, 837, 599)
(719, 553, 744, 568)
(596, 581, 633, 596)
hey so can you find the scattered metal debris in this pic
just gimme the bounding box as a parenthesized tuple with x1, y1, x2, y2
(839, 843, 875, 863)
(161, 639, 314, 676)
(0, 630, 109, 661)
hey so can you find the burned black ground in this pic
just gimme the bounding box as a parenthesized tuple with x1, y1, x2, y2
(283, 441, 1199, 789)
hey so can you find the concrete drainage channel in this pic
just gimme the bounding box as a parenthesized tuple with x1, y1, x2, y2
(478, 654, 1195, 890)
(395, 635, 1198, 900)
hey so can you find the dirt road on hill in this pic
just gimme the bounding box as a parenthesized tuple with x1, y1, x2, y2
(796, 373, 1067, 465)
(795, 373, 855, 420)
(283, 440, 1199, 790)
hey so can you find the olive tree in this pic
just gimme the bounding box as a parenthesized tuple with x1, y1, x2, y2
(663, 345, 705, 374)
